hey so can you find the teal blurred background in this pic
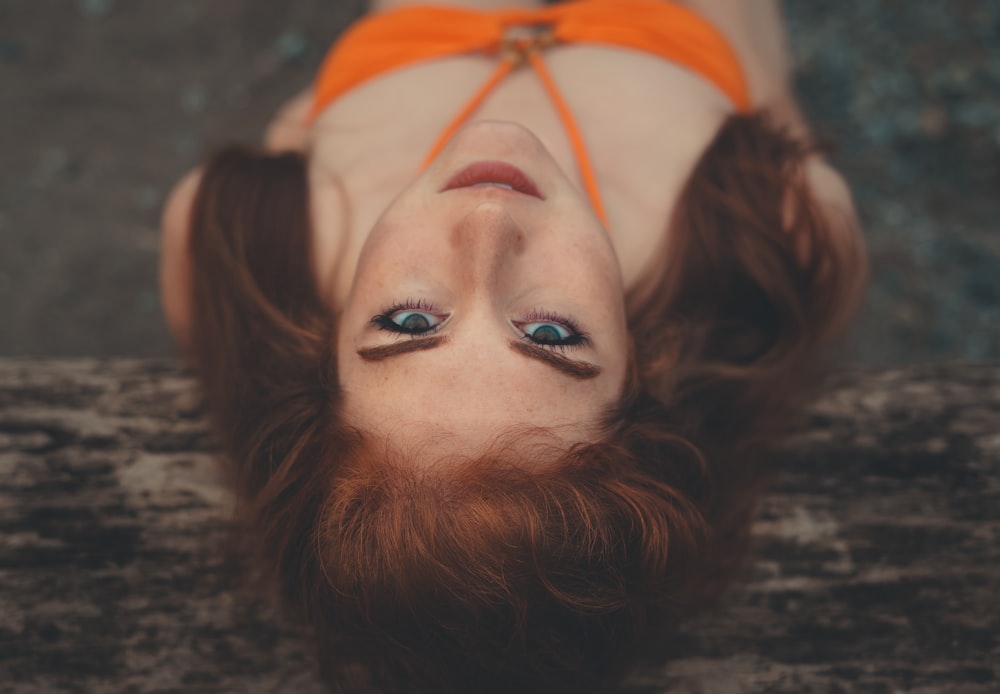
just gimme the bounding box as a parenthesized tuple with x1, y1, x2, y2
(1, 0, 996, 361)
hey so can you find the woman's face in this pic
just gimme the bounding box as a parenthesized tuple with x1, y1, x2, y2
(335, 121, 629, 458)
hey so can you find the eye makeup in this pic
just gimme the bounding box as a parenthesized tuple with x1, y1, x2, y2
(513, 309, 591, 349)
(370, 299, 448, 336)
(369, 300, 591, 350)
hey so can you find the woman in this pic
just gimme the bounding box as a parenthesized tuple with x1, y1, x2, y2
(160, 1, 868, 692)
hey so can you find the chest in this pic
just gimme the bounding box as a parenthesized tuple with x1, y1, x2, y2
(308, 44, 734, 289)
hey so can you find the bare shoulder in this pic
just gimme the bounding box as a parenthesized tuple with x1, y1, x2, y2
(804, 156, 865, 279)
(805, 157, 857, 227)
(802, 156, 869, 342)
(681, 0, 794, 107)
(159, 167, 203, 353)
(264, 88, 314, 152)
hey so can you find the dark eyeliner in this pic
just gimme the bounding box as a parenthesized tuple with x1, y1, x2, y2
(517, 310, 591, 350)
(370, 299, 444, 336)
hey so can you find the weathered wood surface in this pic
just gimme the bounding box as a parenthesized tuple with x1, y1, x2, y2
(0, 360, 997, 693)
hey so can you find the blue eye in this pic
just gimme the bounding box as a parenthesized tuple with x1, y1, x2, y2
(392, 311, 437, 332)
(515, 312, 589, 348)
(371, 302, 445, 335)
(522, 321, 571, 344)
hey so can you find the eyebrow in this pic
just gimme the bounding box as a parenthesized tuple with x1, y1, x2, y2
(357, 336, 449, 361)
(356, 336, 602, 381)
(507, 340, 602, 380)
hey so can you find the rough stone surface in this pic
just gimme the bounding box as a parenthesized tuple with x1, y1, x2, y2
(1, 1, 998, 361)
(1, 359, 997, 692)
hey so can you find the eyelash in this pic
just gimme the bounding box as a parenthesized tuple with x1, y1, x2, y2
(518, 309, 590, 349)
(370, 298, 445, 334)
(370, 301, 591, 349)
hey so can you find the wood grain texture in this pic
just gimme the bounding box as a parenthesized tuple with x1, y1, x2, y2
(1, 360, 997, 692)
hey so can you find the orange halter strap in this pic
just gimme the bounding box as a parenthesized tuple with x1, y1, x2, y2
(308, 0, 753, 228)
(419, 25, 609, 226)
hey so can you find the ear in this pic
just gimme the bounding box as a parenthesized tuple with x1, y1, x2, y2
(159, 167, 203, 353)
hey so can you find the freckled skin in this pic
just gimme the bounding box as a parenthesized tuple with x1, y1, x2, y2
(336, 122, 629, 458)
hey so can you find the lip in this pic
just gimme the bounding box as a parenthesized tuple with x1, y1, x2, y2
(441, 161, 544, 199)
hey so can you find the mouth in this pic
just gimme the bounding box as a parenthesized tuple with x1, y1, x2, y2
(441, 161, 544, 199)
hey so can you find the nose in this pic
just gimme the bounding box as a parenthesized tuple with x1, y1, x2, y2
(450, 201, 526, 290)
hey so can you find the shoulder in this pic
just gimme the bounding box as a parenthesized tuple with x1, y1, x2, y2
(799, 156, 869, 342)
(159, 167, 203, 353)
(159, 98, 319, 353)
(805, 157, 857, 231)
(681, 0, 794, 108)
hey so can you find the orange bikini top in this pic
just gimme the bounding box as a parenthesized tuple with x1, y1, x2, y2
(309, 0, 751, 225)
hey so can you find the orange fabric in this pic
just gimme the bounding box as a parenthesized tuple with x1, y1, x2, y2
(309, 0, 751, 225)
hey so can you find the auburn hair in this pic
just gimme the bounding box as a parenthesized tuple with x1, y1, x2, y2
(184, 112, 867, 693)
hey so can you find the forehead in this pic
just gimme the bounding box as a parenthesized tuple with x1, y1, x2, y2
(341, 343, 615, 455)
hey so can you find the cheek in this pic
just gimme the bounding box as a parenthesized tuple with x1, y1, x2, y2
(347, 247, 409, 301)
(554, 238, 623, 296)
(335, 316, 356, 377)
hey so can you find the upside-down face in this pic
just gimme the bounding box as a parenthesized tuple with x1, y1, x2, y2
(334, 121, 630, 461)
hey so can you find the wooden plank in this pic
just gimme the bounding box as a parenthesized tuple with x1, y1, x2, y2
(1, 360, 997, 692)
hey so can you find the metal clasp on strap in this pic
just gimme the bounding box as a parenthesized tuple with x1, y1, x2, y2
(500, 23, 556, 66)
